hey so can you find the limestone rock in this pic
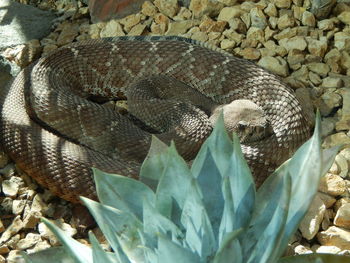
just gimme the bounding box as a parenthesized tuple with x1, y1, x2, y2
(273, 0, 291, 9)
(154, 0, 178, 18)
(56, 22, 79, 46)
(299, 194, 326, 240)
(189, 0, 224, 18)
(217, 6, 243, 22)
(306, 37, 328, 57)
(38, 219, 77, 246)
(264, 3, 277, 17)
(277, 13, 295, 30)
(318, 90, 342, 116)
(279, 36, 307, 51)
(100, 20, 125, 37)
(141, 1, 158, 17)
(257, 56, 289, 77)
(319, 174, 347, 196)
(338, 11, 350, 25)
(334, 32, 350, 51)
(250, 7, 267, 29)
(0, 216, 23, 244)
(336, 88, 350, 131)
(334, 203, 350, 229)
(307, 62, 330, 77)
(323, 132, 350, 148)
(317, 226, 350, 250)
(166, 20, 198, 35)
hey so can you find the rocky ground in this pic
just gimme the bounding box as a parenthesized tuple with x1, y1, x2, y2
(0, 0, 350, 262)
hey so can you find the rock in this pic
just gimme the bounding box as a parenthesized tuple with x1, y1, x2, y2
(277, 13, 295, 30)
(336, 88, 350, 131)
(2, 177, 22, 198)
(191, 31, 209, 42)
(217, 6, 243, 22)
(306, 37, 328, 57)
(174, 7, 192, 21)
(23, 211, 42, 229)
(310, 0, 336, 19)
(166, 20, 198, 35)
(307, 62, 330, 77)
(12, 200, 26, 215)
(119, 14, 142, 32)
(334, 32, 350, 51)
(0, 245, 9, 254)
(250, 7, 267, 29)
(338, 11, 350, 25)
(319, 174, 347, 196)
(334, 203, 350, 229)
(220, 39, 236, 50)
(246, 27, 264, 43)
(321, 117, 336, 137)
(295, 87, 315, 126)
(15, 233, 42, 250)
(100, 20, 125, 37)
(273, 0, 291, 9)
(56, 22, 79, 46)
(316, 245, 341, 254)
(323, 132, 350, 148)
(0, 216, 23, 244)
(317, 192, 337, 208)
(154, 0, 178, 18)
(273, 27, 297, 40)
(322, 77, 343, 88)
(317, 226, 350, 250)
(334, 153, 349, 178)
(128, 24, 147, 36)
(318, 19, 335, 30)
(241, 48, 260, 60)
(6, 250, 22, 263)
(309, 71, 322, 85)
(0, 0, 56, 49)
(299, 194, 326, 240)
(141, 1, 158, 17)
(26, 240, 51, 254)
(189, 0, 224, 18)
(264, 3, 277, 17)
(38, 219, 77, 246)
(199, 17, 227, 33)
(302, 11, 316, 27)
(319, 90, 342, 117)
(279, 36, 307, 51)
(257, 56, 289, 77)
(294, 244, 313, 254)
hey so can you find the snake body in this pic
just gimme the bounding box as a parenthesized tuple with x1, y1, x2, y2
(0, 36, 311, 202)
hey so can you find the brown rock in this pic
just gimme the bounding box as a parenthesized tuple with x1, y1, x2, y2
(190, 0, 224, 18)
(319, 174, 347, 196)
(241, 48, 260, 60)
(217, 6, 243, 21)
(338, 11, 350, 25)
(199, 17, 227, 33)
(302, 11, 316, 27)
(317, 226, 350, 250)
(277, 13, 295, 30)
(141, 1, 158, 17)
(154, 0, 178, 18)
(334, 204, 350, 229)
(100, 20, 125, 37)
(257, 56, 289, 77)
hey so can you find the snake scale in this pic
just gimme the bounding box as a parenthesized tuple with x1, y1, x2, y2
(0, 36, 311, 203)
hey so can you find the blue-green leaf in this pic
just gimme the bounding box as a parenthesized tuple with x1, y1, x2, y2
(214, 228, 243, 263)
(157, 235, 200, 263)
(81, 197, 143, 262)
(41, 218, 92, 263)
(89, 232, 119, 263)
(93, 168, 155, 220)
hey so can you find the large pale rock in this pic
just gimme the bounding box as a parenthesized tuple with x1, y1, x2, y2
(302, 11, 316, 27)
(307, 62, 330, 77)
(317, 226, 350, 250)
(0, 0, 56, 49)
(279, 36, 307, 51)
(318, 90, 342, 116)
(338, 11, 350, 25)
(38, 219, 77, 246)
(217, 6, 243, 21)
(334, 32, 350, 51)
(141, 1, 158, 17)
(273, 0, 291, 9)
(306, 37, 328, 57)
(250, 7, 267, 29)
(319, 174, 347, 196)
(154, 0, 178, 18)
(166, 20, 198, 35)
(257, 56, 289, 77)
(334, 204, 350, 229)
(277, 14, 295, 29)
(299, 194, 326, 240)
(323, 132, 350, 148)
(336, 88, 350, 131)
(100, 20, 125, 37)
(189, 0, 224, 18)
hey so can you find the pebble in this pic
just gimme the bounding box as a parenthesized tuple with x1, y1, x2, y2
(334, 203, 350, 229)
(317, 226, 350, 250)
(257, 56, 289, 77)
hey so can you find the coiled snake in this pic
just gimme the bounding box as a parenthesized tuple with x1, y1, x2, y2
(0, 36, 311, 203)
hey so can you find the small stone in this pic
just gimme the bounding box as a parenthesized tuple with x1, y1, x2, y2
(26, 240, 51, 254)
(257, 56, 289, 77)
(2, 178, 20, 197)
(166, 20, 198, 35)
(220, 39, 235, 50)
(241, 48, 260, 60)
(0, 216, 23, 243)
(0, 245, 9, 255)
(336, 88, 350, 131)
(306, 37, 328, 57)
(321, 117, 336, 137)
(246, 27, 264, 43)
(323, 132, 350, 148)
(23, 211, 42, 229)
(12, 200, 26, 215)
(319, 174, 347, 196)
(217, 6, 243, 22)
(334, 153, 349, 179)
(273, 27, 297, 41)
(322, 77, 343, 88)
(279, 36, 307, 51)
(199, 17, 227, 33)
(264, 3, 277, 17)
(318, 19, 335, 30)
(338, 11, 350, 25)
(0, 220, 4, 232)
(250, 7, 267, 29)
(294, 244, 313, 255)
(299, 194, 326, 240)
(223, 29, 243, 43)
(141, 1, 158, 17)
(302, 11, 316, 27)
(16, 233, 42, 250)
(128, 24, 147, 36)
(38, 219, 77, 246)
(154, 0, 178, 18)
(318, 90, 342, 116)
(174, 7, 192, 21)
(317, 226, 350, 250)
(334, 32, 350, 51)
(334, 204, 350, 229)
(277, 13, 295, 30)
(189, 0, 224, 18)
(316, 245, 341, 254)
(56, 22, 79, 46)
(119, 14, 142, 32)
(317, 192, 336, 208)
(100, 20, 125, 37)
(191, 31, 209, 42)
(307, 62, 330, 77)
(273, 0, 291, 9)
(309, 71, 322, 85)
(6, 250, 22, 263)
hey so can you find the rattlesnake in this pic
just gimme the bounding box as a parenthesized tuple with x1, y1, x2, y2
(0, 36, 311, 203)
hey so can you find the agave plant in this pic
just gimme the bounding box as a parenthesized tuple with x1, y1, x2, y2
(22, 113, 349, 263)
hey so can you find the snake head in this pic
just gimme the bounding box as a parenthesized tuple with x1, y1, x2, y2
(209, 99, 272, 143)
